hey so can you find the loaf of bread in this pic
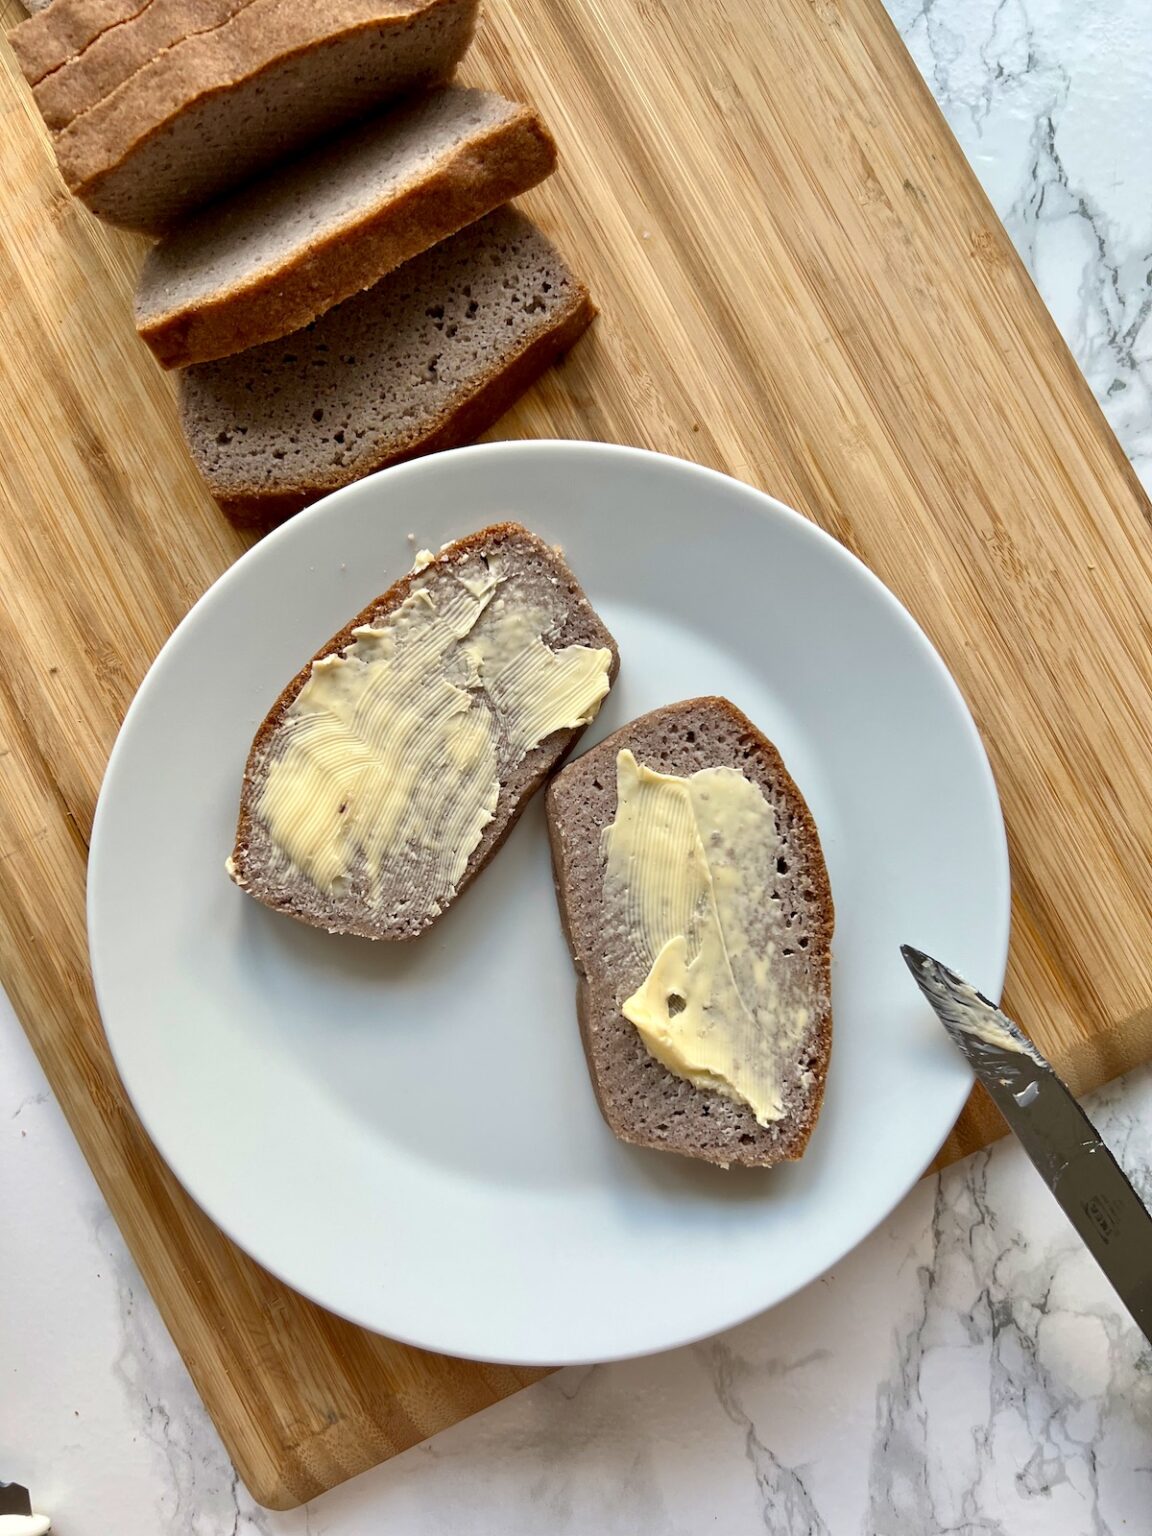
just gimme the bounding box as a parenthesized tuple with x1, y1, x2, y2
(34, 0, 254, 132)
(547, 698, 834, 1168)
(53, 0, 478, 232)
(179, 206, 595, 524)
(229, 523, 619, 940)
(136, 88, 557, 369)
(9, 0, 149, 85)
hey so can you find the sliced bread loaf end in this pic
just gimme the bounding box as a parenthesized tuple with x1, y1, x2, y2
(179, 206, 595, 525)
(10, 0, 151, 87)
(34, 0, 255, 133)
(231, 523, 620, 940)
(546, 698, 834, 1169)
(136, 88, 558, 369)
(56, 0, 479, 233)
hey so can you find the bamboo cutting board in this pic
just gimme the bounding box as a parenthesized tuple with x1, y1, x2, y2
(4, 0, 1152, 1510)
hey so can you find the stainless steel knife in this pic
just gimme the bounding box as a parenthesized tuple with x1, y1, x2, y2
(901, 945, 1152, 1344)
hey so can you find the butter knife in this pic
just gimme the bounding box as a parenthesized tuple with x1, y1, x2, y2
(901, 945, 1152, 1344)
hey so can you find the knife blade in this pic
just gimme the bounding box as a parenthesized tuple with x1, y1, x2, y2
(901, 945, 1152, 1344)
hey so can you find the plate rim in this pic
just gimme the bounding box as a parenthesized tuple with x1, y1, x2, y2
(88, 439, 1010, 1363)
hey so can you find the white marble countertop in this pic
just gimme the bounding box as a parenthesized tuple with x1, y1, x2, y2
(4, 0, 1152, 1530)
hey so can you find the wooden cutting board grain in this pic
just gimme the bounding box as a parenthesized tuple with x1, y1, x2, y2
(3, 0, 1152, 1509)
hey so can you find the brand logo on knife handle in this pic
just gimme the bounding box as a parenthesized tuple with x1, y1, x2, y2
(1084, 1192, 1119, 1245)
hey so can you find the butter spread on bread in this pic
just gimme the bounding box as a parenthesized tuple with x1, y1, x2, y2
(546, 698, 833, 1168)
(230, 524, 618, 940)
(602, 749, 812, 1125)
(259, 567, 611, 908)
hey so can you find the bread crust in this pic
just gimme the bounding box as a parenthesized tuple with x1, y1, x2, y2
(546, 697, 834, 1168)
(35, 0, 257, 132)
(9, 0, 152, 87)
(231, 522, 620, 939)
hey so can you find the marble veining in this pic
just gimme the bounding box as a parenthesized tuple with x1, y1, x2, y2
(3, 0, 1152, 1531)
(892, 0, 1152, 494)
(865, 1129, 1152, 1534)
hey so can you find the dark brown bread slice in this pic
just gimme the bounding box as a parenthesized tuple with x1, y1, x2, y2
(9, 0, 151, 86)
(230, 523, 620, 940)
(136, 89, 557, 369)
(54, 0, 478, 233)
(546, 698, 834, 1169)
(34, 0, 256, 132)
(179, 206, 595, 525)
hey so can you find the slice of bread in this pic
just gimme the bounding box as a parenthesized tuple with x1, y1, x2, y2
(34, 0, 256, 132)
(546, 698, 834, 1169)
(230, 523, 620, 940)
(53, 0, 478, 233)
(136, 88, 557, 370)
(179, 206, 595, 525)
(10, 0, 152, 87)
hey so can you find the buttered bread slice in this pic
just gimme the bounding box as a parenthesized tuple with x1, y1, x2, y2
(229, 524, 618, 939)
(546, 698, 833, 1168)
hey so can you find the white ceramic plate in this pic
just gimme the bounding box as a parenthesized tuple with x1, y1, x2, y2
(89, 442, 1009, 1364)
